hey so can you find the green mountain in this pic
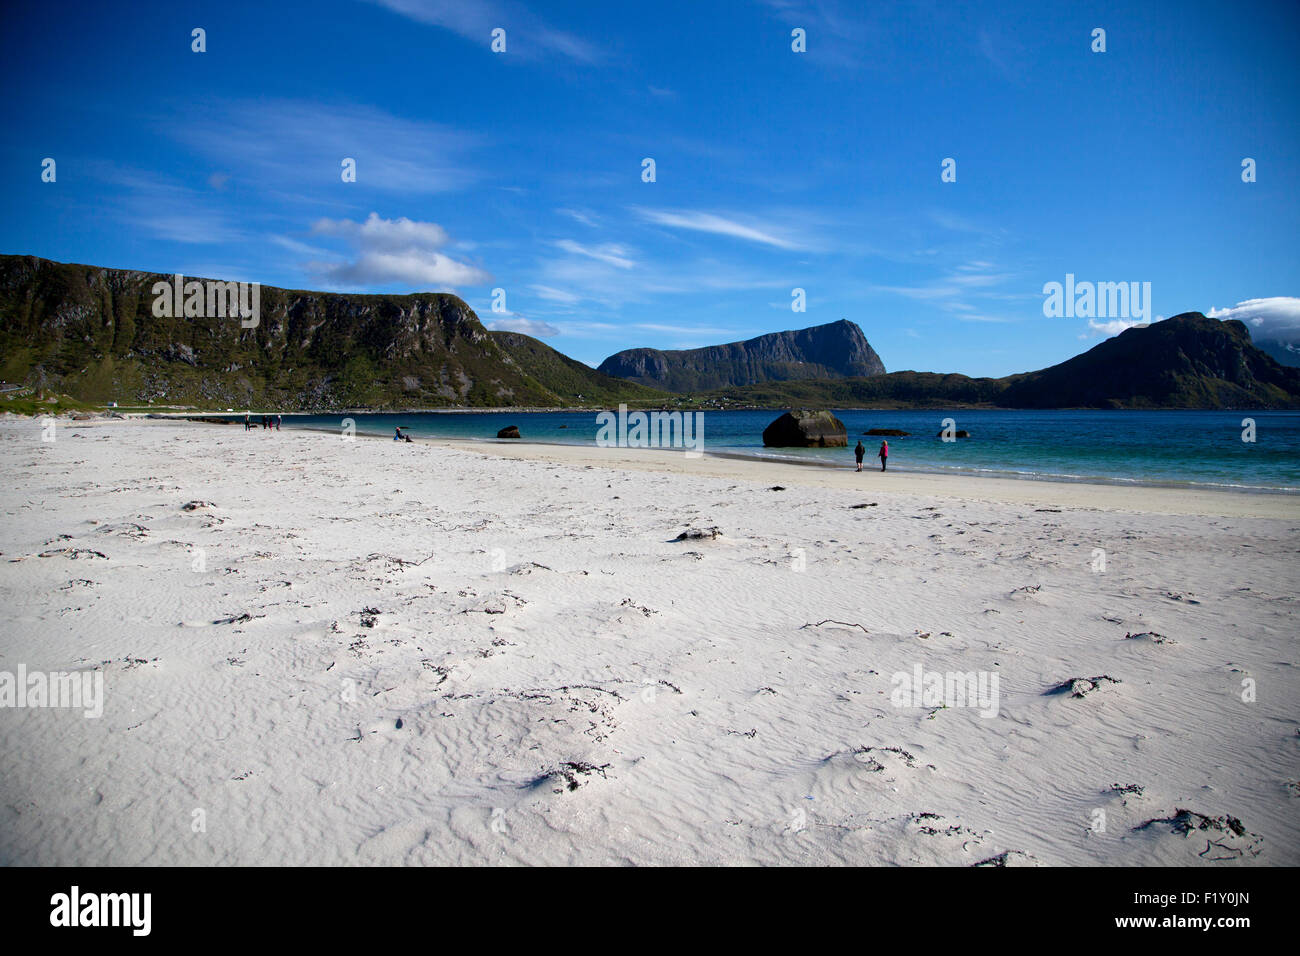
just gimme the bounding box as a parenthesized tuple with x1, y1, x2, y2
(3, 255, 1295, 411)
(998, 313, 1300, 408)
(0, 255, 660, 409)
(697, 314, 1300, 409)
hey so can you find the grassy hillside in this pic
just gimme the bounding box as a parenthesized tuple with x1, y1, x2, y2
(490, 331, 673, 406)
(0, 255, 659, 410)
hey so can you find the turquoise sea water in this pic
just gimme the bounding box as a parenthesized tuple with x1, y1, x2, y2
(223, 409, 1300, 493)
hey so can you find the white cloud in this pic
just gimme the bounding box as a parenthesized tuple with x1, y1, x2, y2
(170, 100, 480, 196)
(955, 313, 1017, 324)
(366, 0, 599, 62)
(758, 0, 880, 71)
(1208, 297, 1300, 342)
(1087, 317, 1149, 337)
(88, 165, 251, 246)
(532, 251, 788, 313)
(269, 235, 334, 258)
(556, 208, 598, 228)
(554, 239, 635, 269)
(631, 323, 738, 336)
(314, 213, 450, 250)
(870, 262, 1020, 320)
(634, 208, 807, 250)
(530, 284, 581, 304)
(486, 315, 559, 337)
(307, 213, 490, 290)
(314, 250, 490, 288)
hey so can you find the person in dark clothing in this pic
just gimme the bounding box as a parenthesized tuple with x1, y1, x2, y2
(854, 440, 865, 472)
(878, 440, 889, 471)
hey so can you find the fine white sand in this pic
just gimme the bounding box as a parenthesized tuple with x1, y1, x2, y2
(1, 416, 1296, 865)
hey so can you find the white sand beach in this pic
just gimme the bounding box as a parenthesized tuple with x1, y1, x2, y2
(0, 416, 1296, 865)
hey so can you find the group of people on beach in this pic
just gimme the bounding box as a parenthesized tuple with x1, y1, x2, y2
(244, 414, 281, 432)
(854, 439, 888, 472)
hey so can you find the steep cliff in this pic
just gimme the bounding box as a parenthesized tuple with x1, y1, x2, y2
(597, 319, 886, 392)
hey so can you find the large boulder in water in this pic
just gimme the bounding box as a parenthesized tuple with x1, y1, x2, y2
(497, 425, 520, 439)
(762, 410, 847, 447)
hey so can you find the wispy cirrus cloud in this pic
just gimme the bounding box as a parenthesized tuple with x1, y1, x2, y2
(873, 262, 1015, 299)
(759, 0, 883, 71)
(556, 208, 599, 228)
(308, 212, 491, 290)
(976, 28, 1028, 81)
(366, 0, 600, 62)
(85, 164, 253, 247)
(533, 249, 789, 312)
(634, 207, 809, 250)
(553, 239, 635, 269)
(530, 284, 581, 304)
(168, 100, 481, 196)
(871, 260, 1027, 324)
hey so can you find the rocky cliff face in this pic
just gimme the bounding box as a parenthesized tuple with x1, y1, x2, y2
(702, 313, 1300, 409)
(597, 319, 886, 392)
(0, 255, 644, 408)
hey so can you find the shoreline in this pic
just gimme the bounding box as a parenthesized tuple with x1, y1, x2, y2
(34, 415, 1300, 516)
(274, 420, 1300, 511)
(162, 417, 1299, 518)
(437, 437, 1300, 519)
(30, 410, 1300, 497)
(160, 412, 1300, 499)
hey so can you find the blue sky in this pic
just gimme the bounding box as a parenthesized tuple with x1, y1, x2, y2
(3, 0, 1298, 376)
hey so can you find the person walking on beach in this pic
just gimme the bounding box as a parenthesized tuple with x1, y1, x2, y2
(878, 440, 889, 472)
(854, 440, 865, 472)
(275, 414, 281, 431)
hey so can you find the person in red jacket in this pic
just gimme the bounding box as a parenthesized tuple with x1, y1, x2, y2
(878, 440, 889, 471)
